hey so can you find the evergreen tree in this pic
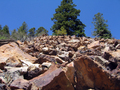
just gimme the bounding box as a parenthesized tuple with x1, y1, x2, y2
(51, 0, 86, 36)
(0, 25, 10, 40)
(36, 27, 48, 36)
(11, 29, 18, 40)
(0, 25, 2, 36)
(92, 12, 112, 39)
(17, 21, 28, 40)
(2, 25, 10, 35)
(0, 25, 2, 30)
(28, 27, 35, 37)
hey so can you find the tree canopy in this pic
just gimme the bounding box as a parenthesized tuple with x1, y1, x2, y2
(36, 27, 48, 36)
(92, 12, 112, 39)
(51, 0, 86, 36)
(28, 27, 35, 37)
(2, 25, 10, 35)
(17, 21, 28, 40)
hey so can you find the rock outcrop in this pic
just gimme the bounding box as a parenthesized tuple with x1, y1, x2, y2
(0, 35, 120, 90)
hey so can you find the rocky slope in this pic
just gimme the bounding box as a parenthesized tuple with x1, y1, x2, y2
(0, 35, 120, 90)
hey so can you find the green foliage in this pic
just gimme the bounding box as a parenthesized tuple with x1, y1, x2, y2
(11, 29, 18, 40)
(2, 25, 10, 35)
(55, 26, 67, 35)
(0, 25, 10, 40)
(0, 25, 2, 30)
(17, 21, 28, 40)
(51, 0, 86, 37)
(92, 12, 112, 39)
(36, 27, 48, 36)
(28, 27, 35, 37)
(0, 35, 8, 40)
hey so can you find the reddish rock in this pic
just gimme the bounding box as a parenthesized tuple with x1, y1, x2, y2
(37, 53, 64, 64)
(30, 64, 74, 90)
(63, 62, 75, 85)
(74, 56, 120, 90)
(0, 60, 6, 70)
(10, 79, 31, 90)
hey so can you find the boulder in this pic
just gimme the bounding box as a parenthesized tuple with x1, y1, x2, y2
(42, 62, 52, 68)
(63, 62, 75, 85)
(0, 42, 37, 64)
(0, 59, 6, 70)
(6, 56, 22, 67)
(108, 50, 120, 58)
(37, 53, 65, 64)
(24, 65, 43, 80)
(74, 55, 120, 90)
(30, 64, 74, 90)
(88, 41, 100, 49)
(116, 44, 120, 49)
(10, 79, 31, 90)
(3, 67, 26, 85)
(0, 84, 7, 90)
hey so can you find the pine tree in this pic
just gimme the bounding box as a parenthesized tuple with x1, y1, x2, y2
(17, 21, 28, 40)
(18, 21, 28, 35)
(11, 29, 18, 40)
(2, 25, 10, 35)
(51, 0, 86, 36)
(28, 27, 35, 37)
(0, 25, 10, 40)
(0, 25, 2, 31)
(92, 12, 112, 39)
(0, 25, 2, 36)
(36, 27, 48, 36)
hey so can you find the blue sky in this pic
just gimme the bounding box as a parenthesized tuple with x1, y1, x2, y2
(0, 0, 120, 39)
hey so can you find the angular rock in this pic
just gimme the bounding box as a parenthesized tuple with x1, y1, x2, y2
(42, 47, 49, 54)
(10, 79, 31, 90)
(3, 66, 28, 85)
(116, 44, 120, 49)
(24, 65, 43, 80)
(108, 50, 120, 58)
(63, 62, 75, 85)
(37, 53, 65, 64)
(6, 56, 22, 67)
(42, 62, 52, 68)
(94, 56, 110, 67)
(0, 60, 6, 70)
(88, 41, 100, 49)
(0, 84, 7, 90)
(0, 42, 37, 64)
(30, 64, 74, 90)
(74, 55, 120, 90)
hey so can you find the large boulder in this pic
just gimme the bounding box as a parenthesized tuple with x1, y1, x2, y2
(0, 42, 38, 64)
(30, 64, 74, 90)
(74, 55, 120, 90)
(63, 62, 75, 85)
(10, 79, 31, 90)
